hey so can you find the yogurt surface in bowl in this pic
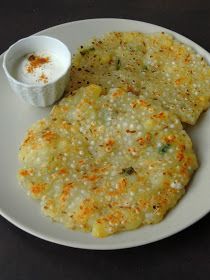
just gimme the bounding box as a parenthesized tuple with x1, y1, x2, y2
(12, 51, 65, 85)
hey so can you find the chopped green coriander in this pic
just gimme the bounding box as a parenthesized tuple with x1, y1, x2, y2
(158, 144, 171, 154)
(116, 59, 121, 70)
(142, 65, 148, 71)
(121, 166, 136, 175)
(80, 47, 95, 56)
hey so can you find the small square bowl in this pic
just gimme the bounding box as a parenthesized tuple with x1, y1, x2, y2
(3, 35, 71, 107)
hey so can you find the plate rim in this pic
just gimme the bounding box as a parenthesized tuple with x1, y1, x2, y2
(1, 17, 210, 250)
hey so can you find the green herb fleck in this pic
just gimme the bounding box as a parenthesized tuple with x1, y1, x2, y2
(158, 144, 171, 154)
(142, 65, 148, 71)
(121, 167, 136, 175)
(80, 47, 95, 56)
(116, 59, 121, 70)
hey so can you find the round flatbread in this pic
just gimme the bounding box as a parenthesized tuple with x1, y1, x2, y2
(69, 32, 210, 125)
(18, 85, 198, 237)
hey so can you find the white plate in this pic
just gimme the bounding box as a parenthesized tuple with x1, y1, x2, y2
(0, 18, 210, 250)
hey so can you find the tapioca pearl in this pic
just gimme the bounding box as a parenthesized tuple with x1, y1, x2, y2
(170, 181, 183, 190)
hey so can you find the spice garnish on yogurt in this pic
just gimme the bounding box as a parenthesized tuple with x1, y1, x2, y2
(26, 54, 50, 74)
(12, 51, 66, 85)
(38, 73, 48, 84)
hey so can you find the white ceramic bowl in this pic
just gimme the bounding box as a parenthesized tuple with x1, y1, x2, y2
(2, 35, 71, 107)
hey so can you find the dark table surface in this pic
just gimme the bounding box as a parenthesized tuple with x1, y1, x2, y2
(1, 0, 210, 279)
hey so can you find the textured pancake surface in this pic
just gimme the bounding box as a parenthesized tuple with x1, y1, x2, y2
(18, 85, 198, 237)
(69, 32, 210, 124)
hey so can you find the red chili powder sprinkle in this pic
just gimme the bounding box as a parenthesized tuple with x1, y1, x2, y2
(38, 73, 48, 84)
(26, 54, 50, 73)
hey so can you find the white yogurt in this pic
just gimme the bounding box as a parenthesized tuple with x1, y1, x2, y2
(12, 51, 66, 85)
